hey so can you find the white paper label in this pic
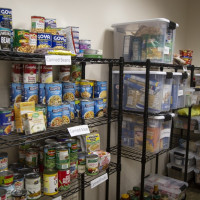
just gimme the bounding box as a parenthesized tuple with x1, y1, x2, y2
(160, 128, 171, 139)
(91, 173, 108, 189)
(53, 196, 62, 200)
(45, 55, 71, 65)
(178, 90, 183, 96)
(164, 46, 170, 54)
(68, 125, 90, 137)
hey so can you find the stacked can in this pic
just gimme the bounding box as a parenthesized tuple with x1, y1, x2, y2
(180, 50, 193, 65)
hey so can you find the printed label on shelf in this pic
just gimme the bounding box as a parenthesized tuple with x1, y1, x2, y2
(178, 90, 183, 96)
(91, 173, 108, 189)
(68, 125, 90, 137)
(53, 196, 62, 200)
(45, 55, 71, 65)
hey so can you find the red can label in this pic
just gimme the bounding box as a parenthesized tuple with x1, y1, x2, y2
(58, 169, 70, 189)
(23, 64, 37, 83)
(12, 64, 23, 83)
(0, 194, 6, 200)
(60, 66, 70, 72)
(40, 65, 53, 73)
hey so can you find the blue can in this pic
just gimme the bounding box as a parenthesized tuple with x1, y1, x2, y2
(62, 103, 70, 124)
(81, 99, 94, 119)
(75, 81, 80, 98)
(62, 82, 75, 101)
(75, 99, 81, 118)
(46, 83, 62, 106)
(69, 101, 75, 120)
(39, 83, 46, 104)
(94, 81, 107, 98)
(10, 83, 22, 103)
(0, 108, 12, 136)
(37, 33, 52, 49)
(0, 8, 12, 29)
(94, 98, 104, 117)
(22, 84, 38, 104)
(47, 105, 63, 127)
(52, 35, 64, 49)
(80, 80, 93, 99)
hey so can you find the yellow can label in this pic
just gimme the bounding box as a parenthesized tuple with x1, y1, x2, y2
(43, 173, 58, 195)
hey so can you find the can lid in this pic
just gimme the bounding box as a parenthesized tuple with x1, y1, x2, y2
(0, 170, 13, 176)
(14, 173, 24, 180)
(11, 189, 27, 197)
(0, 188, 7, 197)
(25, 172, 40, 179)
(86, 154, 98, 159)
(43, 168, 58, 174)
(31, 16, 45, 19)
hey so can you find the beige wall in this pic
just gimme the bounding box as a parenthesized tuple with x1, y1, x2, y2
(0, 0, 191, 199)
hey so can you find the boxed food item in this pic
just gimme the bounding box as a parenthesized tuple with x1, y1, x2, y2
(112, 18, 179, 64)
(167, 163, 194, 182)
(85, 132, 100, 152)
(145, 174, 188, 200)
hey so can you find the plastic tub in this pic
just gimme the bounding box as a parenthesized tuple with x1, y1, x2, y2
(145, 174, 188, 200)
(194, 168, 200, 184)
(112, 18, 179, 64)
(167, 163, 194, 182)
(195, 155, 200, 170)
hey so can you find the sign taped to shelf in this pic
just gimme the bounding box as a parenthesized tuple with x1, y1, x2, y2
(68, 125, 90, 137)
(45, 55, 71, 65)
(52, 196, 62, 200)
(91, 173, 108, 189)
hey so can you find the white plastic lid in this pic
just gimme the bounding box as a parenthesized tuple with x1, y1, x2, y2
(149, 113, 175, 120)
(112, 70, 166, 75)
(167, 163, 194, 173)
(195, 74, 200, 77)
(172, 72, 182, 76)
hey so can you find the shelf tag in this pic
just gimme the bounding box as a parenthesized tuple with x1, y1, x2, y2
(91, 173, 108, 189)
(68, 125, 90, 137)
(45, 55, 71, 65)
(53, 196, 62, 200)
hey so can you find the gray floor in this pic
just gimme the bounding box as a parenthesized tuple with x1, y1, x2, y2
(186, 187, 200, 200)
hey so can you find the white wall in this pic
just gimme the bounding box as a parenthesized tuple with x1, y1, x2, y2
(0, 0, 190, 200)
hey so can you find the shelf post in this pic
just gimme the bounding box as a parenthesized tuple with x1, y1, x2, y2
(81, 62, 86, 79)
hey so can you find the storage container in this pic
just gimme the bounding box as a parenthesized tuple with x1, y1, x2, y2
(167, 163, 194, 182)
(195, 74, 200, 87)
(169, 147, 195, 167)
(144, 174, 188, 200)
(195, 155, 200, 170)
(173, 116, 197, 131)
(194, 168, 200, 184)
(112, 18, 179, 64)
(112, 71, 172, 113)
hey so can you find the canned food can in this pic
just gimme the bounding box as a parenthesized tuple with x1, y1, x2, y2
(8, 163, 23, 173)
(18, 168, 33, 176)
(10, 83, 22, 103)
(62, 103, 70, 124)
(0, 185, 14, 200)
(0, 8, 12, 29)
(81, 99, 94, 119)
(37, 33, 52, 49)
(25, 148, 38, 168)
(40, 65, 53, 83)
(94, 98, 104, 117)
(11, 189, 27, 200)
(79, 40, 91, 50)
(69, 101, 75, 120)
(25, 173, 41, 199)
(72, 31, 79, 38)
(56, 146, 70, 170)
(94, 81, 107, 98)
(0, 170, 13, 186)
(22, 84, 38, 104)
(70, 154, 78, 180)
(75, 99, 81, 118)
(75, 81, 80, 98)
(70, 139, 78, 154)
(18, 149, 26, 165)
(0, 188, 6, 200)
(29, 32, 37, 53)
(0, 153, 8, 172)
(59, 66, 70, 82)
(44, 145, 56, 169)
(0, 27, 11, 51)
(47, 105, 63, 127)
(80, 80, 93, 99)
(71, 64, 81, 81)
(45, 18, 56, 30)
(52, 35, 64, 49)
(0, 108, 12, 136)
(31, 16, 45, 33)
(11, 64, 23, 83)
(58, 169, 70, 191)
(43, 169, 58, 196)
(86, 155, 99, 176)
(13, 173, 24, 190)
(45, 83, 62, 106)
(62, 82, 75, 101)
(38, 83, 46, 104)
(23, 64, 37, 84)
(78, 152, 86, 174)
(103, 98, 107, 113)
(13, 29, 30, 53)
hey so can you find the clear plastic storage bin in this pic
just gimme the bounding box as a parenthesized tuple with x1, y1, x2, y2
(194, 168, 200, 184)
(112, 71, 172, 113)
(145, 174, 188, 200)
(167, 163, 194, 182)
(195, 74, 200, 87)
(112, 18, 179, 64)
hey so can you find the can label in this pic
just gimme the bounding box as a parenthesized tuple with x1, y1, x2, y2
(40, 65, 53, 83)
(69, 101, 75, 120)
(62, 104, 70, 125)
(13, 177, 24, 190)
(39, 83, 46, 104)
(94, 99, 104, 117)
(44, 147, 56, 169)
(75, 99, 81, 118)
(63, 82, 75, 101)
(75, 82, 80, 98)
(94, 81, 107, 98)
(0, 184, 14, 200)
(19, 149, 26, 164)
(0, 8, 12, 29)
(0, 174, 13, 186)
(31, 16, 45, 33)
(26, 151, 38, 168)
(43, 172, 58, 195)
(86, 157, 99, 175)
(11, 83, 22, 103)
(80, 82, 93, 99)
(81, 100, 94, 119)
(12, 64, 23, 83)
(47, 105, 63, 127)
(0, 28, 11, 51)
(37, 33, 52, 49)
(0, 156, 8, 172)
(59, 66, 70, 82)
(0, 110, 12, 136)
(23, 64, 37, 83)
(58, 169, 70, 190)
(45, 83, 62, 106)
(70, 160, 78, 180)
(52, 35, 64, 49)
(22, 84, 38, 104)
(56, 149, 69, 166)
(25, 177, 41, 199)
(71, 64, 81, 81)
(29, 32, 37, 53)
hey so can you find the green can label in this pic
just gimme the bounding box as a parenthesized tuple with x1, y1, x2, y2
(44, 147, 56, 169)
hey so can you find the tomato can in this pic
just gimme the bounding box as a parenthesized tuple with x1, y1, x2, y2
(62, 82, 76, 101)
(86, 154, 99, 176)
(78, 152, 86, 174)
(58, 169, 70, 191)
(0, 152, 8, 172)
(25, 173, 41, 199)
(70, 154, 78, 180)
(0, 188, 6, 200)
(44, 145, 56, 169)
(71, 64, 81, 81)
(62, 103, 70, 125)
(43, 169, 58, 196)
(56, 146, 70, 170)
(23, 64, 37, 84)
(94, 98, 104, 117)
(40, 65, 53, 83)
(31, 16, 45, 33)
(0, 108, 12, 136)
(59, 66, 70, 82)
(22, 84, 38, 104)
(29, 32, 37, 53)
(12, 64, 23, 83)
(11, 189, 27, 200)
(10, 83, 22, 104)
(0, 170, 13, 186)
(69, 101, 75, 120)
(81, 99, 94, 119)
(13, 173, 24, 190)
(25, 148, 38, 168)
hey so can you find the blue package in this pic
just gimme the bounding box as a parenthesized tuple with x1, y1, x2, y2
(10, 83, 22, 103)
(47, 105, 63, 127)
(37, 33, 52, 48)
(22, 84, 38, 104)
(39, 83, 45, 104)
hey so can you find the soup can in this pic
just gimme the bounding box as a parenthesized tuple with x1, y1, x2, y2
(81, 99, 94, 119)
(0, 8, 12, 29)
(18, 149, 26, 165)
(13, 173, 24, 190)
(0, 152, 8, 172)
(40, 65, 53, 83)
(43, 169, 58, 196)
(11, 189, 27, 200)
(22, 84, 38, 104)
(25, 148, 38, 168)
(0, 27, 11, 51)
(62, 82, 75, 101)
(25, 173, 41, 199)
(71, 64, 81, 81)
(0, 108, 12, 136)
(23, 64, 37, 84)
(75, 81, 80, 98)
(69, 101, 75, 120)
(44, 145, 56, 169)
(0, 188, 6, 200)
(78, 152, 86, 174)
(11, 64, 23, 83)
(47, 105, 63, 127)
(29, 32, 37, 53)
(31, 16, 45, 33)
(58, 169, 70, 191)
(79, 40, 91, 50)
(37, 33, 52, 49)
(59, 66, 70, 82)
(94, 98, 104, 117)
(56, 146, 70, 170)
(70, 154, 78, 180)
(52, 35, 64, 49)
(0, 170, 13, 186)
(86, 155, 99, 176)
(80, 80, 93, 99)
(62, 103, 70, 125)
(10, 83, 22, 103)
(94, 81, 107, 98)
(45, 83, 62, 106)
(38, 83, 46, 104)
(75, 98, 81, 118)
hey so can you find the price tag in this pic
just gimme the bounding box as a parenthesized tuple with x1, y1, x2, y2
(45, 55, 71, 65)
(53, 196, 62, 200)
(91, 173, 108, 189)
(68, 125, 90, 137)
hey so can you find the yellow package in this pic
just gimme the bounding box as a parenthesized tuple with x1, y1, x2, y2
(178, 105, 200, 116)
(86, 132, 100, 152)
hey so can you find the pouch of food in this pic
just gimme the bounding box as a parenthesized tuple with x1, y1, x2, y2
(85, 131, 100, 152)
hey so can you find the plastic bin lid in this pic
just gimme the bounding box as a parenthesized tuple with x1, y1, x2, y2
(167, 162, 194, 173)
(172, 72, 182, 76)
(169, 147, 195, 159)
(149, 113, 175, 120)
(195, 74, 200, 77)
(112, 70, 166, 75)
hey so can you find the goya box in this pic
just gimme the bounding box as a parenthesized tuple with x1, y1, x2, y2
(0, 108, 12, 136)
(52, 35, 64, 49)
(62, 82, 75, 101)
(10, 83, 22, 103)
(47, 105, 62, 127)
(37, 33, 52, 49)
(94, 81, 107, 98)
(81, 99, 94, 119)
(0, 8, 12, 29)
(22, 84, 39, 104)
